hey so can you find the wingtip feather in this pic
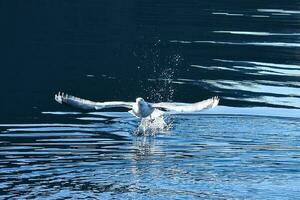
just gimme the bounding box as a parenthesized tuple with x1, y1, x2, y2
(55, 92, 63, 104)
(211, 96, 220, 108)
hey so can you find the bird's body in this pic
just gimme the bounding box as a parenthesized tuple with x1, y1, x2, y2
(55, 92, 219, 119)
(132, 97, 155, 118)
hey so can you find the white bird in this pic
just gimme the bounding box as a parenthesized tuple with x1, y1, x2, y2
(54, 92, 220, 118)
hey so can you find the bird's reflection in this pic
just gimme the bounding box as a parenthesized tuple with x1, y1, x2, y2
(132, 136, 157, 159)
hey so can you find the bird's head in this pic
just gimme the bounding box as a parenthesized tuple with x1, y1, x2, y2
(136, 97, 145, 105)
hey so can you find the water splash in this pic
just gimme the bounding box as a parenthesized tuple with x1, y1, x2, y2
(134, 41, 182, 135)
(134, 109, 173, 136)
(135, 40, 183, 103)
(145, 53, 183, 102)
(147, 68, 176, 102)
(140, 65, 178, 136)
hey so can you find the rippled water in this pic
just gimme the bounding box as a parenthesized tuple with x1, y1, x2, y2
(1, 110, 300, 199)
(1, 1, 300, 199)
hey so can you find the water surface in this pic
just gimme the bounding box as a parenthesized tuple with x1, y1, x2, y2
(0, 1, 300, 199)
(1, 111, 300, 199)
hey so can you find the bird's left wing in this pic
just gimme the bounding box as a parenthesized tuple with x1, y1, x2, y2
(55, 92, 134, 110)
(152, 96, 219, 113)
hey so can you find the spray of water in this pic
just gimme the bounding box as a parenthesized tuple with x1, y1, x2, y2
(146, 68, 175, 102)
(135, 44, 183, 135)
(135, 68, 175, 135)
(134, 109, 173, 136)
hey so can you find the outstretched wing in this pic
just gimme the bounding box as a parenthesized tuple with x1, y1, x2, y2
(152, 96, 219, 113)
(55, 92, 133, 110)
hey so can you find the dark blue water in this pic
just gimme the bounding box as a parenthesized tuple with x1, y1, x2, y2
(1, 1, 300, 199)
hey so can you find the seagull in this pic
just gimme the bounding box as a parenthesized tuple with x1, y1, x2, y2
(54, 92, 220, 119)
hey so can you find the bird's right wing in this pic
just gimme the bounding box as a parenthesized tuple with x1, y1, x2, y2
(55, 92, 134, 110)
(152, 96, 220, 113)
